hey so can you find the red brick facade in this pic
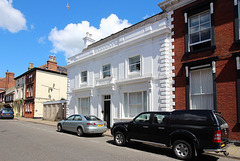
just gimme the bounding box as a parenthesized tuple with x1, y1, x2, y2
(24, 70, 36, 118)
(0, 70, 15, 91)
(172, 0, 240, 141)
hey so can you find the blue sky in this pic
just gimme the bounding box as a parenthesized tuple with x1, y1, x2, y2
(0, 0, 163, 78)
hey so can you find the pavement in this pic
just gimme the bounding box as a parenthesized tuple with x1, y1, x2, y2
(14, 117, 240, 160)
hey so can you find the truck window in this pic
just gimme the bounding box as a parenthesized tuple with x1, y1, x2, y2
(134, 113, 150, 124)
(153, 114, 167, 124)
(215, 114, 228, 127)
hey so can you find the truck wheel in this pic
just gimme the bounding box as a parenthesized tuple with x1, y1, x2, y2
(114, 131, 126, 146)
(173, 140, 192, 160)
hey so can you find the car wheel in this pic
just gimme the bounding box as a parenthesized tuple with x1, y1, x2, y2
(77, 127, 84, 137)
(57, 124, 62, 132)
(114, 131, 126, 146)
(173, 140, 192, 160)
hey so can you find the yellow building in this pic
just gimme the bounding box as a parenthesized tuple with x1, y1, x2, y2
(15, 56, 67, 118)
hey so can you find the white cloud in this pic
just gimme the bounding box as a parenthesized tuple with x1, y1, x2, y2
(143, 14, 150, 20)
(0, 0, 27, 33)
(38, 36, 46, 44)
(31, 24, 34, 30)
(48, 14, 131, 58)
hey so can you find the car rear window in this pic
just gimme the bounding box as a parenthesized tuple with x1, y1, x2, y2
(84, 116, 101, 121)
(2, 109, 13, 112)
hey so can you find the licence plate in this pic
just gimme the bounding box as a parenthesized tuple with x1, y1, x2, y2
(6, 114, 10, 115)
(97, 124, 103, 127)
(221, 143, 225, 148)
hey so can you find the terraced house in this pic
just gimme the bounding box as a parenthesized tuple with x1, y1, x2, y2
(158, 0, 240, 141)
(66, 12, 175, 128)
(14, 57, 67, 118)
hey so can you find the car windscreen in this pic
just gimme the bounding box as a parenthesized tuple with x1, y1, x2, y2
(84, 116, 101, 121)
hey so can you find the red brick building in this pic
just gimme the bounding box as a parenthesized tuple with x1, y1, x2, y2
(159, 0, 240, 141)
(0, 70, 15, 108)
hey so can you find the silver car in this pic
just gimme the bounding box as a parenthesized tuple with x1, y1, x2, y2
(57, 114, 107, 136)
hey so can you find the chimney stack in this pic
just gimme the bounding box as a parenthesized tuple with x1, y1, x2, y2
(28, 63, 34, 70)
(47, 56, 57, 71)
(83, 32, 95, 49)
(5, 70, 15, 89)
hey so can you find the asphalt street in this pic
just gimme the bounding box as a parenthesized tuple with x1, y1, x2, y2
(0, 119, 238, 161)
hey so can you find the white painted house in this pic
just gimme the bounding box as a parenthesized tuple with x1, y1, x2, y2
(66, 12, 175, 128)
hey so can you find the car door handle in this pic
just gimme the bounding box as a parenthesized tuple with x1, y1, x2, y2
(158, 127, 165, 130)
(143, 126, 149, 128)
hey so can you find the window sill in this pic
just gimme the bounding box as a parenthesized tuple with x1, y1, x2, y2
(185, 45, 216, 55)
(128, 71, 141, 78)
(234, 40, 240, 45)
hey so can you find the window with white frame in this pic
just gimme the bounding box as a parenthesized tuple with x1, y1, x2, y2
(81, 71, 87, 83)
(129, 55, 140, 72)
(78, 97, 90, 115)
(124, 91, 147, 118)
(190, 68, 213, 110)
(184, 2, 215, 53)
(189, 11, 211, 46)
(103, 64, 111, 78)
(238, 0, 240, 39)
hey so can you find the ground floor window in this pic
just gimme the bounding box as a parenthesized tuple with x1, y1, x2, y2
(190, 68, 213, 109)
(124, 91, 147, 118)
(25, 102, 33, 112)
(78, 97, 90, 115)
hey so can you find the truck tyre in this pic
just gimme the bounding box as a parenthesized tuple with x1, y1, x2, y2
(173, 140, 192, 160)
(114, 131, 126, 146)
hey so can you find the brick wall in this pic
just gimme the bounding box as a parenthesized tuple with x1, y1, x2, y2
(173, 0, 240, 141)
(0, 70, 15, 91)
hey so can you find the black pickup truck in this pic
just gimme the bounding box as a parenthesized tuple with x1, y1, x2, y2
(111, 110, 229, 160)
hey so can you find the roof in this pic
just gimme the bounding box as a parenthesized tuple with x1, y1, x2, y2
(15, 67, 67, 80)
(82, 12, 165, 52)
(38, 64, 67, 74)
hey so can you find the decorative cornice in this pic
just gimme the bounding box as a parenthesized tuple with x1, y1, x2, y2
(158, 0, 197, 12)
(66, 14, 171, 68)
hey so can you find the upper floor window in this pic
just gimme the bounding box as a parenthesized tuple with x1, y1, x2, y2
(234, 0, 240, 41)
(189, 11, 211, 46)
(102, 64, 111, 78)
(26, 85, 33, 97)
(129, 55, 140, 72)
(81, 71, 87, 83)
(28, 74, 33, 82)
(184, 2, 215, 54)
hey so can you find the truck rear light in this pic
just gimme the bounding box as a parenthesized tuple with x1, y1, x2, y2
(213, 130, 221, 143)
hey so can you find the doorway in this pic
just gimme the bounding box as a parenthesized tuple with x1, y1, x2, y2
(103, 95, 111, 128)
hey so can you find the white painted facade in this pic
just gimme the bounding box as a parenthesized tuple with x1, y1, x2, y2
(14, 75, 26, 117)
(66, 12, 175, 127)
